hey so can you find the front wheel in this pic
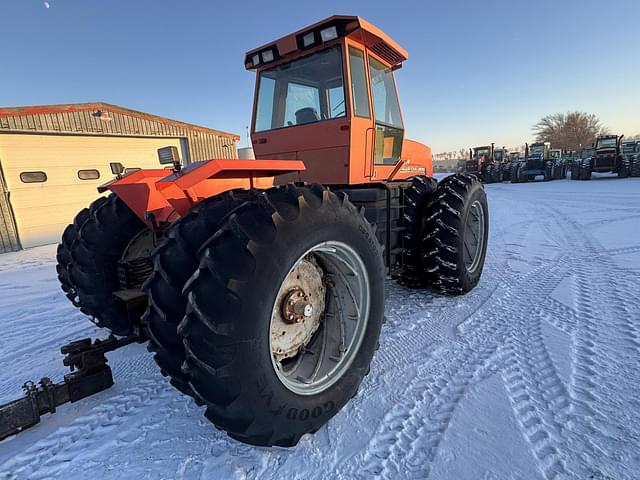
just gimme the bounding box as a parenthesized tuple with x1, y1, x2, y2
(179, 184, 385, 447)
(618, 161, 629, 178)
(422, 174, 489, 294)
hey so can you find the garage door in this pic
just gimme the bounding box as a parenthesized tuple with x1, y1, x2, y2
(0, 133, 184, 248)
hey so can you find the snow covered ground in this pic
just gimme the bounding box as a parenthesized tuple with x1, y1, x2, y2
(0, 176, 639, 480)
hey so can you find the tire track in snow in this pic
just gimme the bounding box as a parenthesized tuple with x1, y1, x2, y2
(0, 379, 173, 480)
(347, 243, 567, 479)
(542, 203, 640, 479)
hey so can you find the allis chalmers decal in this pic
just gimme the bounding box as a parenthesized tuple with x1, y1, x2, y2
(399, 165, 426, 173)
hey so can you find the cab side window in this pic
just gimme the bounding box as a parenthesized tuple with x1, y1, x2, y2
(369, 56, 404, 165)
(349, 47, 370, 118)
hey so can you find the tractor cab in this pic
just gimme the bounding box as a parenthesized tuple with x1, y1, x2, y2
(526, 142, 550, 169)
(622, 140, 638, 156)
(493, 147, 508, 163)
(245, 16, 431, 184)
(581, 147, 595, 159)
(549, 149, 562, 160)
(472, 145, 494, 163)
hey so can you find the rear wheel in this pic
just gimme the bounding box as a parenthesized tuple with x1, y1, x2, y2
(57, 202, 102, 308)
(571, 162, 581, 180)
(179, 184, 385, 446)
(618, 160, 629, 178)
(502, 164, 511, 182)
(396, 175, 437, 287)
(422, 174, 489, 294)
(66, 194, 148, 335)
(143, 190, 255, 397)
(580, 160, 592, 180)
(510, 164, 520, 183)
(543, 161, 553, 181)
(631, 158, 640, 177)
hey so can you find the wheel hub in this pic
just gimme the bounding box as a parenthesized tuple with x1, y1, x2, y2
(281, 288, 314, 324)
(271, 256, 325, 361)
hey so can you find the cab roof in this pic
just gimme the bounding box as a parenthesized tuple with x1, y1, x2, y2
(245, 15, 408, 71)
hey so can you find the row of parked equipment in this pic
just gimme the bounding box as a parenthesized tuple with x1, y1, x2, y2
(457, 135, 640, 183)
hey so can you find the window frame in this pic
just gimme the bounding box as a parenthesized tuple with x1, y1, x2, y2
(19, 171, 47, 184)
(252, 45, 347, 133)
(367, 53, 405, 166)
(77, 169, 101, 180)
(348, 46, 371, 119)
(367, 54, 404, 130)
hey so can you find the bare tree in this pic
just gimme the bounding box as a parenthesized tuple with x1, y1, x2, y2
(532, 111, 608, 151)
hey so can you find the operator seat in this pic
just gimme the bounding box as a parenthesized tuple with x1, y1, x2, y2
(295, 107, 320, 125)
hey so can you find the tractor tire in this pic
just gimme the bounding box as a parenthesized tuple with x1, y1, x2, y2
(492, 164, 502, 183)
(543, 161, 553, 181)
(56, 200, 106, 308)
(571, 162, 581, 180)
(510, 165, 520, 183)
(482, 165, 490, 184)
(396, 175, 437, 287)
(502, 164, 511, 182)
(580, 161, 592, 180)
(179, 184, 385, 447)
(67, 194, 148, 335)
(422, 174, 489, 294)
(143, 190, 256, 397)
(631, 158, 640, 177)
(517, 165, 528, 183)
(618, 161, 629, 178)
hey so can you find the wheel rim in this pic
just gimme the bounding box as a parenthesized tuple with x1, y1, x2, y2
(463, 200, 486, 274)
(269, 241, 371, 396)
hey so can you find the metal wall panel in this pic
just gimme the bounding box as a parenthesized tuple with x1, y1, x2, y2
(0, 103, 238, 162)
(0, 159, 20, 253)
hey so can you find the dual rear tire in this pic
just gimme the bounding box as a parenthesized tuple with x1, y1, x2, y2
(57, 194, 147, 335)
(57, 176, 488, 447)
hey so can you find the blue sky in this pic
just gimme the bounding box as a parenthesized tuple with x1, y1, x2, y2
(1, 0, 638, 153)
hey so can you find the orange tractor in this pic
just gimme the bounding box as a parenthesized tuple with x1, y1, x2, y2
(55, 16, 488, 446)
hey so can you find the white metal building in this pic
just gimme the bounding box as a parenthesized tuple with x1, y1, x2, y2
(0, 102, 238, 253)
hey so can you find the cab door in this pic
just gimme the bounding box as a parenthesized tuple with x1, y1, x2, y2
(345, 41, 375, 183)
(366, 54, 405, 180)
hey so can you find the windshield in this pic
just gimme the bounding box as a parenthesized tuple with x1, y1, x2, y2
(494, 150, 504, 161)
(530, 144, 545, 153)
(550, 150, 562, 159)
(596, 137, 617, 148)
(622, 143, 636, 154)
(528, 152, 542, 159)
(473, 148, 491, 159)
(254, 46, 345, 132)
(581, 149, 594, 158)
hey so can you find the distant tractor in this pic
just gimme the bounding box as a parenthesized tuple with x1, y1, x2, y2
(458, 144, 501, 183)
(571, 147, 595, 180)
(493, 147, 509, 181)
(572, 134, 628, 180)
(549, 148, 566, 179)
(54, 16, 489, 447)
(511, 142, 561, 182)
(503, 151, 520, 181)
(622, 139, 640, 177)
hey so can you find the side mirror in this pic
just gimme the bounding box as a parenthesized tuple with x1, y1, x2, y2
(110, 162, 125, 176)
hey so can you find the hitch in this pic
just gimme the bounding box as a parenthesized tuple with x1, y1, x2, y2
(0, 334, 141, 442)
